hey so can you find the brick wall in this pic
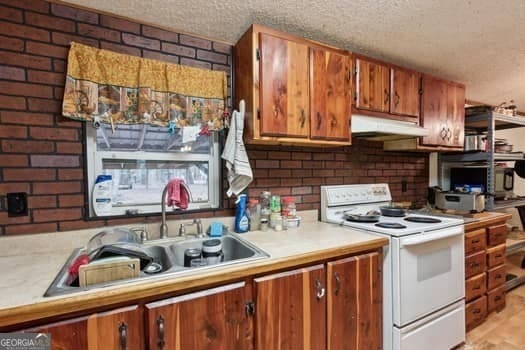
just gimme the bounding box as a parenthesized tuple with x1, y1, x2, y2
(0, 0, 429, 235)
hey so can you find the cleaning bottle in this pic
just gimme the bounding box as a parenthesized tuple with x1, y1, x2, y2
(234, 194, 249, 233)
(92, 174, 113, 216)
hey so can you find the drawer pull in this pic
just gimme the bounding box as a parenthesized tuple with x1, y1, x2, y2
(495, 296, 502, 301)
(473, 308, 481, 314)
(495, 254, 503, 258)
(473, 285, 481, 290)
(157, 315, 165, 350)
(119, 323, 128, 350)
(496, 274, 502, 279)
(471, 239, 480, 244)
(469, 262, 480, 268)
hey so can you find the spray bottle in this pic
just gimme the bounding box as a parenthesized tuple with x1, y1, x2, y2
(234, 194, 249, 233)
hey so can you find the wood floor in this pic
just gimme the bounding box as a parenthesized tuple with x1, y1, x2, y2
(461, 284, 525, 349)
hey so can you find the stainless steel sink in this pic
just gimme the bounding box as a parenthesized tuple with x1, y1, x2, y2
(44, 233, 268, 297)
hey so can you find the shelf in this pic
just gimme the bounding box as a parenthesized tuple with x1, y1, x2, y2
(493, 198, 525, 210)
(507, 235, 525, 255)
(506, 250, 525, 291)
(466, 112, 525, 131)
(440, 151, 524, 162)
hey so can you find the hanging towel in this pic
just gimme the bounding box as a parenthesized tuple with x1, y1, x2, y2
(221, 100, 253, 197)
(166, 179, 189, 209)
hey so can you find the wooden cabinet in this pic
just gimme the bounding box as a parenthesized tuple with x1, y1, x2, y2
(390, 67, 420, 117)
(234, 24, 352, 146)
(145, 281, 253, 350)
(355, 58, 390, 113)
(466, 295, 487, 331)
(419, 75, 465, 149)
(254, 251, 382, 350)
(25, 305, 143, 350)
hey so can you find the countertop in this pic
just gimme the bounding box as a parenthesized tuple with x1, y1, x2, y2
(0, 210, 388, 328)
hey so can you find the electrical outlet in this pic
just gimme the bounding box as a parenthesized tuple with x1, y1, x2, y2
(7, 192, 28, 217)
(401, 180, 407, 193)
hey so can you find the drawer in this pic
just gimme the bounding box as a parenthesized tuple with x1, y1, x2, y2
(487, 244, 506, 268)
(465, 273, 486, 302)
(465, 250, 486, 278)
(487, 224, 507, 247)
(465, 228, 486, 255)
(466, 295, 487, 332)
(487, 265, 506, 290)
(487, 284, 506, 313)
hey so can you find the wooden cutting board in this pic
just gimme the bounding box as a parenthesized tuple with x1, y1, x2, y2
(78, 257, 140, 287)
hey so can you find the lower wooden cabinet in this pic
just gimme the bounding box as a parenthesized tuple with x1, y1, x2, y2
(25, 305, 144, 350)
(466, 295, 487, 331)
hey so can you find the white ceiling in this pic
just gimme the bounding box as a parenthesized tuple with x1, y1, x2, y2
(63, 0, 525, 109)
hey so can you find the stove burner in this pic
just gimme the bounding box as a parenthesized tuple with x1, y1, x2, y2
(375, 222, 407, 229)
(404, 216, 442, 224)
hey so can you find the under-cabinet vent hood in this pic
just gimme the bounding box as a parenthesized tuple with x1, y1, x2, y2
(351, 114, 430, 141)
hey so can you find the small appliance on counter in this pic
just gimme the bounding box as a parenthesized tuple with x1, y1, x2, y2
(435, 191, 485, 213)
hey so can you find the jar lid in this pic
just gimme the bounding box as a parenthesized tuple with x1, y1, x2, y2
(184, 248, 201, 257)
(282, 196, 295, 203)
(202, 239, 222, 253)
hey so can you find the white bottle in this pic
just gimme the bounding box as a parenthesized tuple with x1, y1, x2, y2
(92, 175, 113, 216)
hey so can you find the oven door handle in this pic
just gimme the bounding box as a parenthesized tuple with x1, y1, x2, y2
(401, 227, 463, 247)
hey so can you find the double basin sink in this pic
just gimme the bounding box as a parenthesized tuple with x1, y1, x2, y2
(45, 233, 269, 297)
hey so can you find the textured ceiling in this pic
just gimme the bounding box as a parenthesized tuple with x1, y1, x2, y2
(62, 0, 525, 108)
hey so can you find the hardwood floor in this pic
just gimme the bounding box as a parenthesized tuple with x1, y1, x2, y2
(461, 285, 525, 349)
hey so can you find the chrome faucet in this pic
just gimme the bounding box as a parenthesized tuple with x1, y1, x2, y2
(160, 181, 192, 239)
(178, 219, 204, 238)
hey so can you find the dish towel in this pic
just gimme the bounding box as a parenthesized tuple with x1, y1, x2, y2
(221, 100, 253, 197)
(166, 179, 189, 209)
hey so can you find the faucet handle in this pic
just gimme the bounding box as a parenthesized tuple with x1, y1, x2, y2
(194, 219, 204, 237)
(178, 223, 186, 236)
(130, 226, 148, 243)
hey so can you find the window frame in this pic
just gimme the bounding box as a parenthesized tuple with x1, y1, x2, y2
(84, 124, 221, 218)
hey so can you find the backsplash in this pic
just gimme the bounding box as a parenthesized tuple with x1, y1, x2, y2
(0, 0, 428, 235)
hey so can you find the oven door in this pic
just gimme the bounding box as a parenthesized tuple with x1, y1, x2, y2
(392, 225, 465, 326)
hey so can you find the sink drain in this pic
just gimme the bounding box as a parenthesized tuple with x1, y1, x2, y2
(144, 262, 162, 274)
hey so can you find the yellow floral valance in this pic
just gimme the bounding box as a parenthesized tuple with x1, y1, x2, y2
(62, 42, 228, 130)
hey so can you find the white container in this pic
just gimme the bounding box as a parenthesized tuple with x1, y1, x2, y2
(286, 216, 301, 229)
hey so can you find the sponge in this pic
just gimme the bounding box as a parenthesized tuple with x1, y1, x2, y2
(209, 222, 223, 237)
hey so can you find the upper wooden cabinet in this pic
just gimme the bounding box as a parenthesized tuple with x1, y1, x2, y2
(234, 24, 352, 146)
(353, 56, 421, 120)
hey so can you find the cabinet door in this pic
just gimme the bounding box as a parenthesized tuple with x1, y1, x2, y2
(310, 47, 351, 140)
(446, 83, 465, 147)
(390, 67, 420, 117)
(327, 252, 382, 350)
(259, 33, 309, 138)
(25, 305, 143, 350)
(254, 264, 326, 350)
(355, 58, 390, 113)
(145, 281, 253, 350)
(420, 75, 448, 146)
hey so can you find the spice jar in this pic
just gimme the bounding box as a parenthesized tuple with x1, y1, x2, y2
(281, 196, 296, 218)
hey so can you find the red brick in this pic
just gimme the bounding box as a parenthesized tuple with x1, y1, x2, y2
(142, 50, 179, 64)
(0, 35, 24, 51)
(28, 196, 57, 209)
(302, 177, 323, 186)
(78, 23, 120, 42)
(122, 33, 160, 50)
(31, 155, 79, 167)
(55, 116, 81, 128)
(30, 127, 78, 141)
(58, 168, 84, 180)
(0, 0, 49, 13)
(52, 32, 98, 47)
(2, 140, 54, 153)
(101, 15, 140, 34)
(26, 41, 68, 59)
(25, 12, 75, 32)
(0, 154, 27, 167)
(367, 170, 382, 176)
(313, 169, 335, 177)
(0, 94, 26, 109)
(0, 52, 51, 69)
(326, 177, 344, 185)
(255, 178, 281, 187)
(26, 70, 66, 89)
(212, 64, 230, 73)
(0, 5, 22, 23)
(162, 42, 195, 57)
(0, 182, 30, 193)
(212, 42, 232, 54)
(100, 41, 141, 57)
(59, 194, 84, 207)
(302, 160, 324, 169)
(268, 169, 292, 177)
(59, 220, 104, 231)
(33, 181, 81, 194)
(281, 178, 302, 186)
(313, 153, 334, 160)
(53, 59, 66, 73)
(255, 160, 279, 169)
(180, 57, 211, 70)
(0, 22, 49, 42)
(6, 223, 57, 235)
(292, 152, 314, 161)
(179, 34, 211, 50)
(56, 141, 83, 154)
(0, 111, 54, 126)
(54, 87, 64, 99)
(279, 160, 302, 169)
(0, 212, 31, 225)
(33, 208, 82, 222)
(0, 81, 53, 98)
(3, 168, 55, 181)
(292, 169, 313, 177)
(0, 124, 26, 138)
(0, 66, 24, 81)
(27, 98, 61, 113)
(291, 186, 313, 195)
(142, 25, 178, 42)
(197, 49, 228, 64)
(268, 151, 291, 160)
(51, 3, 99, 24)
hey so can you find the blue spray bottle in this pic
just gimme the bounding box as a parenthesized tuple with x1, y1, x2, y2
(234, 194, 250, 233)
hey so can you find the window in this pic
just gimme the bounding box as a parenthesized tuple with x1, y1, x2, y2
(86, 124, 220, 217)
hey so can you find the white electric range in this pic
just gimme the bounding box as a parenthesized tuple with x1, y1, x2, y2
(321, 184, 466, 350)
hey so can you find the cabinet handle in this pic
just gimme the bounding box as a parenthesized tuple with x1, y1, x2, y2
(471, 239, 480, 244)
(157, 315, 165, 350)
(245, 301, 255, 317)
(440, 126, 447, 140)
(473, 308, 481, 314)
(315, 278, 325, 299)
(496, 274, 502, 279)
(273, 105, 278, 118)
(316, 112, 322, 130)
(495, 296, 502, 301)
(334, 272, 341, 295)
(446, 127, 452, 141)
(383, 88, 389, 105)
(473, 285, 481, 290)
(469, 262, 480, 268)
(330, 115, 337, 127)
(394, 91, 400, 107)
(119, 322, 128, 350)
(495, 254, 503, 258)
(300, 109, 306, 128)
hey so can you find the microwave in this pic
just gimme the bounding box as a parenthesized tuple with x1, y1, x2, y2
(449, 166, 514, 199)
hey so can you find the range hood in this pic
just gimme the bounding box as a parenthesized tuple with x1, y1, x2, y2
(351, 114, 430, 141)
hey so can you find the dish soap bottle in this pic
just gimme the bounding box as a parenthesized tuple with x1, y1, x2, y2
(234, 194, 249, 233)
